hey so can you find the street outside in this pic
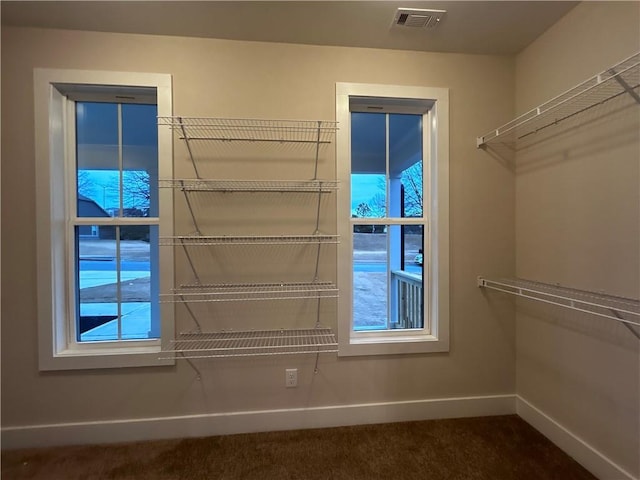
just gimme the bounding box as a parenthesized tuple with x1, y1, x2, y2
(79, 239, 152, 341)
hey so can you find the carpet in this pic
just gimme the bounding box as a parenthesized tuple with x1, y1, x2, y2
(1, 415, 596, 480)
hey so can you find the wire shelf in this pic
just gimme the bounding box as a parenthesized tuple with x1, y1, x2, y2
(163, 281, 339, 302)
(158, 116, 338, 144)
(160, 234, 339, 246)
(478, 277, 640, 326)
(159, 178, 338, 192)
(160, 327, 338, 359)
(477, 51, 640, 148)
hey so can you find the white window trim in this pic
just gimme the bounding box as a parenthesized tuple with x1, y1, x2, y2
(335, 82, 450, 356)
(34, 68, 174, 370)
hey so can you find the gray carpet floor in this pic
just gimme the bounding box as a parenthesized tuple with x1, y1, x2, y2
(1, 415, 597, 480)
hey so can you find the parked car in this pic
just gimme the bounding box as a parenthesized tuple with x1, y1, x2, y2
(414, 249, 423, 266)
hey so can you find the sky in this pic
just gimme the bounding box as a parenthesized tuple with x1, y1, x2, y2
(79, 170, 152, 213)
(351, 174, 385, 212)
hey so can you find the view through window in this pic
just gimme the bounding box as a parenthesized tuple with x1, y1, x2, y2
(351, 112, 424, 331)
(74, 102, 159, 341)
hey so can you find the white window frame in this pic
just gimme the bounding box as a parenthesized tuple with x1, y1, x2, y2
(336, 82, 450, 356)
(34, 69, 174, 370)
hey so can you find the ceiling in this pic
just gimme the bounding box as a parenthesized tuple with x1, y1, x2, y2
(1, 1, 578, 55)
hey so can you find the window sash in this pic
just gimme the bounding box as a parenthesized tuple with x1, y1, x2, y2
(336, 82, 449, 356)
(349, 112, 428, 333)
(65, 99, 160, 345)
(349, 110, 429, 335)
(350, 171, 427, 332)
(34, 68, 174, 370)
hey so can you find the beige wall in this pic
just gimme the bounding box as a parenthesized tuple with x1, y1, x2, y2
(515, 2, 640, 476)
(1, 27, 515, 432)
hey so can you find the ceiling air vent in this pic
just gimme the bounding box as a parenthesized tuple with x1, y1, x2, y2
(392, 8, 446, 29)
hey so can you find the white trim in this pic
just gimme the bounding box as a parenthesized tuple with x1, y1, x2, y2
(335, 82, 450, 356)
(517, 396, 638, 480)
(1, 394, 516, 449)
(72, 217, 161, 226)
(34, 68, 175, 370)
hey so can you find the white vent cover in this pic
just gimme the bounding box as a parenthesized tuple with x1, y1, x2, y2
(392, 8, 446, 28)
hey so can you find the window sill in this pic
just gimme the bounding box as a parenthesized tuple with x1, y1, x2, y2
(338, 333, 449, 357)
(40, 344, 174, 371)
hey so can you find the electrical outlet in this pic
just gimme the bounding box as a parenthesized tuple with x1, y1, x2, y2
(285, 368, 298, 388)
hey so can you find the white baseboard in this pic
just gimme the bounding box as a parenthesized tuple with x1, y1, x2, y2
(2, 394, 515, 450)
(517, 396, 638, 480)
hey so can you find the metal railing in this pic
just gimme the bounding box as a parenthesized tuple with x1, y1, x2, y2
(392, 270, 423, 329)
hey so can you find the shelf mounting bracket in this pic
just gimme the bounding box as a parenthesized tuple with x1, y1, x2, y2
(609, 68, 640, 104)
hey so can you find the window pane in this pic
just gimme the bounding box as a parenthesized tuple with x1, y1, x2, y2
(389, 114, 423, 218)
(76, 102, 119, 216)
(353, 226, 388, 331)
(352, 224, 424, 331)
(351, 174, 386, 218)
(351, 113, 423, 220)
(119, 225, 155, 340)
(76, 225, 158, 342)
(401, 160, 423, 218)
(76, 226, 118, 341)
(351, 112, 386, 218)
(122, 104, 158, 218)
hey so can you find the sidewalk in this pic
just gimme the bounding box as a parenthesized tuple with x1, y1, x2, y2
(79, 270, 153, 341)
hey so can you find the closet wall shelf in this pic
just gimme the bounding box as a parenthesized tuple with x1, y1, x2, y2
(159, 179, 338, 192)
(159, 115, 339, 368)
(477, 51, 640, 148)
(160, 234, 339, 246)
(160, 327, 338, 360)
(158, 116, 338, 144)
(163, 281, 339, 303)
(478, 277, 640, 326)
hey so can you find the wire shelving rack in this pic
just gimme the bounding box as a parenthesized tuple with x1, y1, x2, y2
(160, 234, 339, 246)
(159, 179, 338, 193)
(160, 328, 338, 360)
(477, 51, 640, 148)
(158, 115, 339, 365)
(164, 281, 339, 303)
(158, 117, 338, 144)
(478, 277, 640, 334)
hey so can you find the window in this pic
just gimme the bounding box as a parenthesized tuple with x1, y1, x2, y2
(336, 83, 449, 356)
(75, 101, 160, 342)
(34, 69, 174, 370)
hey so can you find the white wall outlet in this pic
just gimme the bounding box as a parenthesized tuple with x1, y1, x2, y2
(285, 368, 298, 388)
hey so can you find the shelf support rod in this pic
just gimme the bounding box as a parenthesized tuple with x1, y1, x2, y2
(609, 68, 640, 104)
(312, 181, 324, 283)
(178, 117, 201, 179)
(622, 322, 640, 340)
(313, 350, 321, 374)
(313, 182, 323, 235)
(180, 352, 202, 380)
(180, 238, 202, 285)
(313, 243, 322, 282)
(179, 295, 203, 332)
(610, 309, 640, 340)
(313, 121, 321, 181)
(180, 183, 202, 236)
